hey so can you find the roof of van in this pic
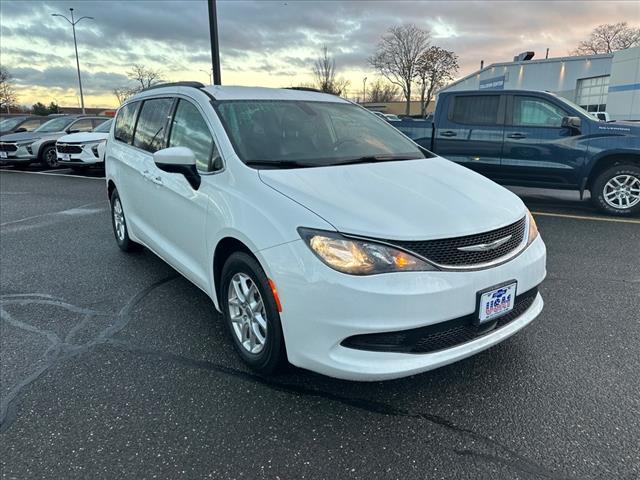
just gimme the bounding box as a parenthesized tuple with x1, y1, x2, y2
(137, 83, 350, 103)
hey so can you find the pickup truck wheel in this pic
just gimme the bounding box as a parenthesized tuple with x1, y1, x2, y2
(592, 164, 640, 216)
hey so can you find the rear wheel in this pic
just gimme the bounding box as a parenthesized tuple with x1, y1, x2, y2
(591, 164, 640, 216)
(110, 189, 141, 252)
(220, 252, 286, 374)
(39, 145, 58, 168)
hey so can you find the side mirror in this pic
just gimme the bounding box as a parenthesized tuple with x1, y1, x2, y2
(561, 116, 581, 131)
(15, 127, 27, 133)
(153, 146, 201, 190)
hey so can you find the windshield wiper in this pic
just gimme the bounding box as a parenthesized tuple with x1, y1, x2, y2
(245, 160, 317, 169)
(330, 154, 420, 166)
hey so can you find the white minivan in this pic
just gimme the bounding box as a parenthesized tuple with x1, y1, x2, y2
(105, 82, 546, 381)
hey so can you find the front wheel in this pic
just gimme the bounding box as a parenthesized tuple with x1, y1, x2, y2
(220, 252, 286, 375)
(110, 189, 141, 252)
(39, 145, 58, 168)
(591, 164, 640, 216)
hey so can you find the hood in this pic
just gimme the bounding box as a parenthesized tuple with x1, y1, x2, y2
(57, 132, 108, 144)
(0, 131, 56, 142)
(258, 157, 527, 240)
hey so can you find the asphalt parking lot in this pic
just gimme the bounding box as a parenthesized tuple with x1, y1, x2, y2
(1, 167, 639, 480)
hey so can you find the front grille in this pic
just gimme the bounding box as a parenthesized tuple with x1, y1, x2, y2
(0, 143, 18, 152)
(390, 216, 527, 267)
(341, 287, 538, 354)
(57, 143, 83, 154)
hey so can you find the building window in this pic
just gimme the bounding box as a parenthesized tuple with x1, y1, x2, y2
(576, 75, 609, 112)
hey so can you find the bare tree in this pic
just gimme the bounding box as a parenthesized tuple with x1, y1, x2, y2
(312, 46, 350, 96)
(369, 24, 431, 115)
(367, 79, 399, 103)
(416, 47, 459, 117)
(0, 67, 18, 114)
(128, 64, 163, 89)
(571, 22, 640, 55)
(112, 65, 164, 105)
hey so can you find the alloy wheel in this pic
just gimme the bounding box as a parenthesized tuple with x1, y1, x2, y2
(112, 198, 126, 241)
(603, 174, 640, 209)
(227, 272, 267, 354)
(45, 148, 58, 168)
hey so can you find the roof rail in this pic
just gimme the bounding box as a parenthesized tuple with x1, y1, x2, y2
(286, 86, 324, 93)
(142, 81, 206, 92)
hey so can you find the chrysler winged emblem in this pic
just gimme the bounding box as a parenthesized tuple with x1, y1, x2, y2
(457, 235, 512, 252)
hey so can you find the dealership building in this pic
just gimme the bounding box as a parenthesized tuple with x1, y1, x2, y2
(439, 46, 640, 120)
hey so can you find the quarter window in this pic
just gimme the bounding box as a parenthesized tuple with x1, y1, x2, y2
(513, 96, 566, 127)
(450, 95, 500, 125)
(169, 100, 219, 171)
(19, 119, 42, 131)
(133, 98, 174, 153)
(114, 102, 139, 144)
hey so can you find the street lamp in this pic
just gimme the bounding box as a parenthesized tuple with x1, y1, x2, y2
(200, 68, 214, 85)
(52, 8, 94, 114)
(363, 77, 367, 105)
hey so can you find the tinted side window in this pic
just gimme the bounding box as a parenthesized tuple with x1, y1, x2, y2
(450, 95, 500, 125)
(114, 102, 139, 144)
(92, 118, 107, 128)
(133, 98, 174, 153)
(70, 118, 94, 132)
(20, 119, 42, 131)
(168, 100, 219, 171)
(513, 96, 567, 127)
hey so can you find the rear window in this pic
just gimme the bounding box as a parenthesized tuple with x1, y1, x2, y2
(114, 102, 139, 144)
(133, 98, 174, 153)
(450, 95, 500, 125)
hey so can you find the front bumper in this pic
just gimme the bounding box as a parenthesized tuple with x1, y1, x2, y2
(57, 145, 103, 166)
(257, 235, 547, 381)
(0, 145, 36, 164)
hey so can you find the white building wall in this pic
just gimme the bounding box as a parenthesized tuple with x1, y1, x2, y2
(606, 47, 640, 121)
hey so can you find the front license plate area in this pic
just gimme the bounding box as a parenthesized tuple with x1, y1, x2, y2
(476, 281, 517, 325)
(62, 154, 71, 161)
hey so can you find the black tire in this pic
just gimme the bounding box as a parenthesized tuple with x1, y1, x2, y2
(109, 189, 141, 252)
(39, 144, 58, 168)
(220, 252, 286, 375)
(591, 164, 640, 216)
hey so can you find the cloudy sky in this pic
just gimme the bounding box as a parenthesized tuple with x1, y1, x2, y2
(1, 0, 638, 108)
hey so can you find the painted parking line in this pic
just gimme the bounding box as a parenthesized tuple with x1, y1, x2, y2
(0, 169, 104, 180)
(532, 211, 640, 224)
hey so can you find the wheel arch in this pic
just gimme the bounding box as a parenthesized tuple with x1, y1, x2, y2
(36, 140, 56, 160)
(587, 153, 640, 191)
(212, 236, 259, 309)
(107, 179, 116, 200)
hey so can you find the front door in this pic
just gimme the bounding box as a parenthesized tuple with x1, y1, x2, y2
(500, 94, 587, 188)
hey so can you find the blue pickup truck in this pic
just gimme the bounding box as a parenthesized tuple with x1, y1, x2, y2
(393, 90, 640, 216)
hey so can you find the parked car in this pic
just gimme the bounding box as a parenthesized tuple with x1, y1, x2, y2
(105, 82, 546, 381)
(372, 111, 401, 122)
(393, 90, 640, 216)
(0, 115, 48, 135)
(57, 119, 113, 171)
(0, 115, 108, 168)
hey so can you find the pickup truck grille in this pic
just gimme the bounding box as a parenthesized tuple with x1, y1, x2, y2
(57, 143, 83, 154)
(390, 216, 527, 268)
(0, 142, 18, 152)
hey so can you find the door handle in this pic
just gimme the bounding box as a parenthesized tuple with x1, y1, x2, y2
(149, 175, 163, 186)
(440, 130, 457, 137)
(507, 133, 527, 139)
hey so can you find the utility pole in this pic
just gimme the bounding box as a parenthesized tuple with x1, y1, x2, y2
(52, 8, 94, 114)
(208, 0, 222, 85)
(363, 77, 367, 105)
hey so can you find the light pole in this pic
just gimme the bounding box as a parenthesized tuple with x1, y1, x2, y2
(200, 68, 214, 85)
(52, 8, 94, 114)
(362, 77, 367, 105)
(207, 0, 222, 85)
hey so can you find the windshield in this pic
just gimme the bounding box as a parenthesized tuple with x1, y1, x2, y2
(35, 116, 74, 133)
(215, 100, 429, 168)
(93, 119, 113, 133)
(0, 117, 28, 130)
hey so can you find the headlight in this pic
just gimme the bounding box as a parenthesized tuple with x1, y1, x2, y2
(298, 228, 437, 275)
(526, 209, 539, 245)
